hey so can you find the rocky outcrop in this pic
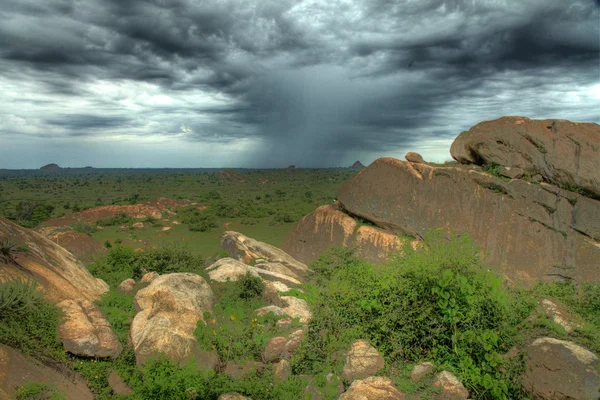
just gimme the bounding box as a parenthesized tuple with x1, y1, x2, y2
(0, 344, 94, 400)
(283, 204, 418, 265)
(342, 340, 385, 382)
(0, 216, 108, 303)
(118, 278, 136, 293)
(131, 273, 217, 368)
(37, 226, 107, 265)
(411, 362, 434, 382)
(339, 376, 405, 400)
(206, 257, 302, 287)
(57, 299, 122, 358)
(523, 337, 600, 400)
(221, 231, 309, 278)
(432, 371, 469, 399)
(336, 158, 600, 284)
(262, 329, 304, 362)
(405, 152, 425, 163)
(450, 117, 600, 198)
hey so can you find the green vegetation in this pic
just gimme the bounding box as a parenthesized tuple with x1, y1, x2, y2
(0, 239, 18, 264)
(97, 213, 134, 227)
(15, 383, 66, 400)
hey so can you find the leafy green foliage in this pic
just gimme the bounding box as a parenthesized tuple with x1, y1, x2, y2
(15, 383, 66, 400)
(96, 290, 136, 344)
(0, 239, 18, 264)
(0, 279, 65, 362)
(13, 201, 55, 227)
(71, 222, 97, 235)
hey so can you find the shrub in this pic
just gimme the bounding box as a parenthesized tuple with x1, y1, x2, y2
(96, 213, 134, 227)
(0, 239, 18, 264)
(71, 222, 97, 236)
(132, 245, 205, 279)
(0, 278, 42, 314)
(15, 383, 65, 400)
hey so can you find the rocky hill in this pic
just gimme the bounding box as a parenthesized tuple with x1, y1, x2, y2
(285, 117, 600, 285)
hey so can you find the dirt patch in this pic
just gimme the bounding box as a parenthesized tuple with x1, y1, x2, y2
(41, 198, 194, 227)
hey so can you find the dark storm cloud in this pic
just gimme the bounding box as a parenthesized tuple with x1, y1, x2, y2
(0, 0, 598, 168)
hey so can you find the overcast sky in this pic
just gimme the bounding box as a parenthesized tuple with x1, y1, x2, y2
(0, 0, 598, 168)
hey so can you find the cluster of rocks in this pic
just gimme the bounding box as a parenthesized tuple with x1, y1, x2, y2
(285, 116, 600, 286)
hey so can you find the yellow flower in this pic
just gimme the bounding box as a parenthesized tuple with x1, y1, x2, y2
(95, 376, 99, 379)
(213, 330, 217, 336)
(229, 315, 236, 321)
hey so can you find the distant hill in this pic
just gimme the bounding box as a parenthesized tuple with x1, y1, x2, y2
(350, 161, 365, 170)
(40, 163, 61, 171)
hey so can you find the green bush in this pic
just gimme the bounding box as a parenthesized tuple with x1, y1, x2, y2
(15, 383, 65, 400)
(96, 213, 134, 227)
(71, 222, 97, 236)
(293, 231, 529, 399)
(87, 245, 137, 287)
(0, 279, 65, 361)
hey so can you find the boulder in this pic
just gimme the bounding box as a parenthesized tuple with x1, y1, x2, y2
(221, 231, 309, 278)
(281, 296, 312, 323)
(262, 281, 284, 307)
(118, 278, 136, 293)
(37, 227, 107, 265)
(57, 299, 122, 358)
(450, 116, 600, 197)
(523, 337, 600, 400)
(262, 329, 304, 362)
(140, 271, 159, 284)
(0, 344, 94, 400)
(273, 359, 291, 382)
(342, 340, 385, 382)
(255, 305, 289, 318)
(283, 204, 418, 265)
(206, 258, 259, 282)
(132, 222, 144, 229)
(218, 394, 252, 400)
(131, 273, 217, 368)
(411, 362, 434, 382)
(405, 152, 425, 163)
(337, 158, 600, 284)
(0, 216, 109, 303)
(339, 376, 405, 400)
(432, 371, 469, 399)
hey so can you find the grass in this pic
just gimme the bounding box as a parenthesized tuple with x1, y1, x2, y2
(15, 383, 66, 400)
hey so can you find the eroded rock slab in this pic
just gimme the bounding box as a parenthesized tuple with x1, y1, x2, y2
(339, 376, 405, 400)
(131, 273, 217, 368)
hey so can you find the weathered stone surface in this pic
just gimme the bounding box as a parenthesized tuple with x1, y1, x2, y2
(450, 116, 600, 197)
(539, 299, 581, 333)
(282, 204, 356, 264)
(411, 362, 434, 382)
(281, 296, 312, 323)
(0, 216, 109, 304)
(255, 305, 288, 318)
(140, 271, 159, 284)
(37, 226, 107, 265)
(206, 258, 259, 282)
(339, 376, 405, 400)
(132, 222, 144, 229)
(283, 204, 418, 265)
(118, 278, 136, 293)
(249, 266, 302, 287)
(0, 344, 94, 400)
(342, 340, 385, 382)
(498, 166, 525, 179)
(263, 329, 304, 362)
(222, 231, 309, 278)
(262, 281, 284, 307)
(337, 158, 600, 284)
(254, 261, 299, 280)
(433, 371, 469, 399)
(108, 369, 133, 396)
(57, 299, 123, 358)
(523, 337, 600, 400)
(273, 359, 291, 382)
(405, 152, 425, 163)
(131, 273, 216, 367)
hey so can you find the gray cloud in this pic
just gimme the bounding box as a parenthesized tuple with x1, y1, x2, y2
(0, 0, 598, 168)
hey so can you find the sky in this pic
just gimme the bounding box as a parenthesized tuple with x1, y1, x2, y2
(0, 0, 598, 169)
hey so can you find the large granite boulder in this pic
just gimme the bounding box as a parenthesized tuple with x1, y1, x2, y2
(450, 117, 600, 198)
(342, 340, 385, 382)
(131, 273, 218, 368)
(337, 158, 600, 284)
(339, 376, 405, 400)
(221, 231, 309, 278)
(0, 216, 108, 303)
(57, 299, 122, 358)
(523, 337, 600, 400)
(283, 204, 418, 265)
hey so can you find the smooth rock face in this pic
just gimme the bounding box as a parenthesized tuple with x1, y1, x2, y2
(283, 204, 417, 265)
(0, 216, 109, 304)
(498, 166, 525, 179)
(0, 344, 94, 400)
(342, 340, 385, 382)
(337, 158, 600, 284)
(206, 258, 259, 282)
(405, 152, 425, 163)
(523, 337, 600, 400)
(222, 231, 309, 278)
(281, 296, 312, 323)
(339, 376, 405, 400)
(57, 299, 123, 358)
(432, 371, 469, 399)
(450, 116, 600, 197)
(131, 273, 216, 367)
(37, 227, 107, 265)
